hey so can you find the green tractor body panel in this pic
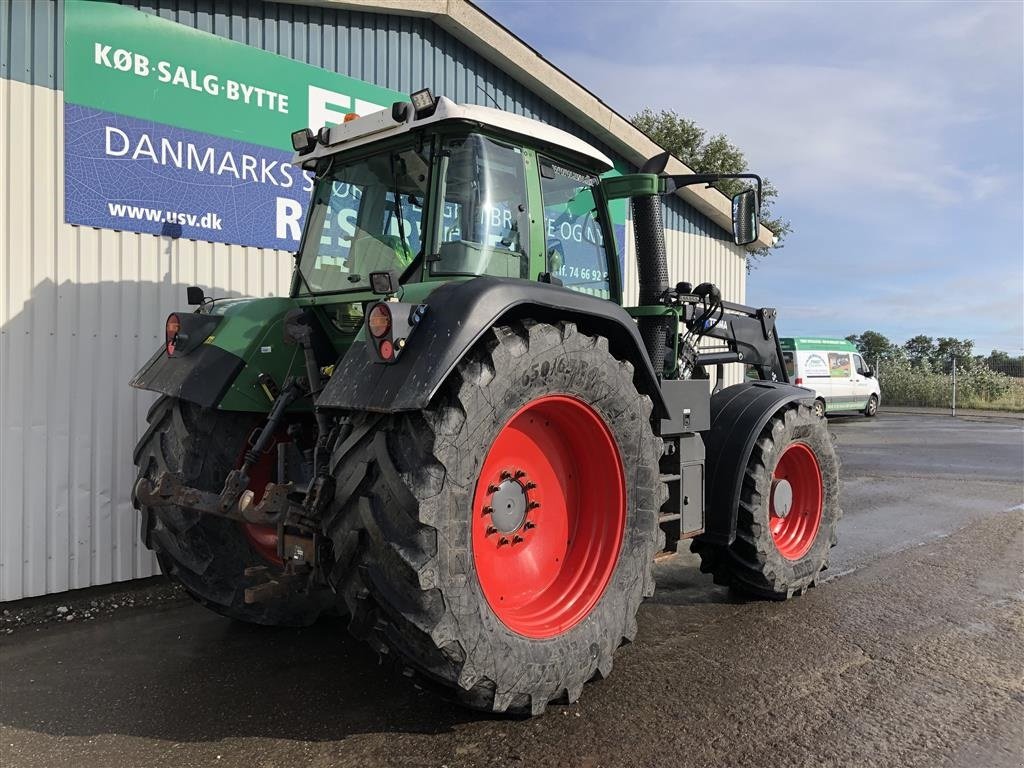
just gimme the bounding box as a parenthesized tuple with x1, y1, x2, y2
(130, 277, 464, 412)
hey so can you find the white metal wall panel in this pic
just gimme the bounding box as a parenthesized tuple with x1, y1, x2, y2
(0, 78, 294, 601)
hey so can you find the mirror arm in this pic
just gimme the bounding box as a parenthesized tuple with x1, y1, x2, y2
(660, 173, 763, 205)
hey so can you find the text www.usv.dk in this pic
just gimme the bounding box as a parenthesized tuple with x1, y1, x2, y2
(107, 203, 223, 230)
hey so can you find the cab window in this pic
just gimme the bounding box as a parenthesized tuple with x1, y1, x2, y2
(539, 159, 611, 299)
(783, 351, 796, 379)
(853, 354, 869, 376)
(297, 145, 428, 293)
(432, 135, 530, 278)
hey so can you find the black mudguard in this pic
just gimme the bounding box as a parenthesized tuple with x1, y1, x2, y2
(130, 342, 245, 409)
(698, 381, 816, 546)
(317, 276, 668, 417)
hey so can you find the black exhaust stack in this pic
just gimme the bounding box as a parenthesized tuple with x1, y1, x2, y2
(632, 152, 672, 376)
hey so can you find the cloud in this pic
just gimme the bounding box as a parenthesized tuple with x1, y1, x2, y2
(480, 0, 1024, 353)
(550, 57, 1016, 210)
(486, 1, 1022, 209)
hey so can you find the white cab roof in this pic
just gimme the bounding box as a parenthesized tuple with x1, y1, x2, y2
(292, 96, 613, 171)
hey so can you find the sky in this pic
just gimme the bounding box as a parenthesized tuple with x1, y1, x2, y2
(479, 0, 1024, 355)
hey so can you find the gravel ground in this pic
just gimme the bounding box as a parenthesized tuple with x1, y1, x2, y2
(1, 412, 1021, 768)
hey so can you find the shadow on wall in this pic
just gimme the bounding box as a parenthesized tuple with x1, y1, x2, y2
(0, 275, 248, 601)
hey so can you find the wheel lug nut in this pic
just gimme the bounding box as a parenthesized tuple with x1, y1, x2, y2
(524, 522, 535, 530)
(528, 500, 541, 510)
(514, 469, 526, 479)
(486, 526, 497, 536)
(482, 505, 493, 516)
(487, 484, 500, 494)
(500, 470, 512, 480)
(497, 537, 509, 547)
(512, 535, 524, 544)
(524, 481, 536, 490)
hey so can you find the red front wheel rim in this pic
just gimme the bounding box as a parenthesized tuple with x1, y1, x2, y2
(769, 442, 824, 560)
(471, 395, 626, 639)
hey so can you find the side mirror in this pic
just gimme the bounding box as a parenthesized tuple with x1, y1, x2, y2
(731, 188, 760, 246)
(865, 367, 874, 378)
(186, 286, 205, 305)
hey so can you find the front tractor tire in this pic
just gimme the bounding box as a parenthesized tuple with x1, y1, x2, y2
(327, 320, 665, 715)
(692, 404, 841, 600)
(132, 397, 329, 625)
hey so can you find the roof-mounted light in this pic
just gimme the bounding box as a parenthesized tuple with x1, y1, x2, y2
(410, 88, 437, 119)
(343, 112, 360, 123)
(291, 128, 315, 154)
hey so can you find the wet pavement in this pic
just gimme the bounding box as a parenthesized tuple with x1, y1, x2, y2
(2, 412, 1022, 768)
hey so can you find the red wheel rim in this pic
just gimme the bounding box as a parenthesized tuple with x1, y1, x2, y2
(237, 438, 284, 566)
(471, 395, 626, 639)
(769, 442, 823, 560)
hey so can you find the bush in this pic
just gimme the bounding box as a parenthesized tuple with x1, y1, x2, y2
(878, 359, 1024, 411)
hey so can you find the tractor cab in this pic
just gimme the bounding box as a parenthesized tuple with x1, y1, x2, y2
(290, 94, 620, 303)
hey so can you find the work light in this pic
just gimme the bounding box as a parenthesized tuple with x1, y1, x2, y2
(410, 88, 437, 118)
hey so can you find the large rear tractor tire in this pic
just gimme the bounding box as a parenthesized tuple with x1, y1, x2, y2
(692, 404, 840, 599)
(326, 320, 665, 715)
(133, 397, 329, 625)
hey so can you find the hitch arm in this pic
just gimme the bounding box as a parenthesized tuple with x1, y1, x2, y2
(133, 471, 293, 525)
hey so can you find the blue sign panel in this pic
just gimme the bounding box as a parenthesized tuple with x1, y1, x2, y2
(64, 104, 314, 250)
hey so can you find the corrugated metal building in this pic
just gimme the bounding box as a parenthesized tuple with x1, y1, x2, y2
(0, 0, 768, 601)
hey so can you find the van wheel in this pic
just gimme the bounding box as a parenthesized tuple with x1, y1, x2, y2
(813, 399, 826, 418)
(864, 395, 878, 417)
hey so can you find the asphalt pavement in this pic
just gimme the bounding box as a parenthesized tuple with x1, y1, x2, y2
(2, 412, 1022, 768)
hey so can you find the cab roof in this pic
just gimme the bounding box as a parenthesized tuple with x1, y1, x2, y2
(292, 96, 614, 172)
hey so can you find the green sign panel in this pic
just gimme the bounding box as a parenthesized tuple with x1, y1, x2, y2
(65, 0, 404, 150)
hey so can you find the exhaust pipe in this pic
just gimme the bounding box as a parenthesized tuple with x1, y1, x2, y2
(632, 153, 672, 376)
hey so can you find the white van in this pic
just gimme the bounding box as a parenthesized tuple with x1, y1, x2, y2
(780, 337, 880, 418)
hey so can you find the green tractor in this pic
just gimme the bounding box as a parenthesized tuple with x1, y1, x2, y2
(132, 91, 840, 716)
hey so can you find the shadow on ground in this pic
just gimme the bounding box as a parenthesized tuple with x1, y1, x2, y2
(0, 601, 492, 743)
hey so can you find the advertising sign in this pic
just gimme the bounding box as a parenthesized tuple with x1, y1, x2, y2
(803, 353, 830, 378)
(63, 0, 627, 269)
(63, 0, 403, 250)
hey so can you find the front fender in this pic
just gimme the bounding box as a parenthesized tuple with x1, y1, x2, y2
(698, 381, 817, 546)
(317, 276, 668, 416)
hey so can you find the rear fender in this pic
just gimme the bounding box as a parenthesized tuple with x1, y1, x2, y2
(130, 297, 308, 411)
(317, 276, 669, 417)
(698, 381, 816, 546)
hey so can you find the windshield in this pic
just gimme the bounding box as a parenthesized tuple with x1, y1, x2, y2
(296, 145, 430, 294)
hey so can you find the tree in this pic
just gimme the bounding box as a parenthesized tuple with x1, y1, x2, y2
(845, 330, 896, 362)
(630, 109, 791, 265)
(903, 335, 935, 368)
(932, 337, 975, 372)
(985, 350, 1023, 375)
